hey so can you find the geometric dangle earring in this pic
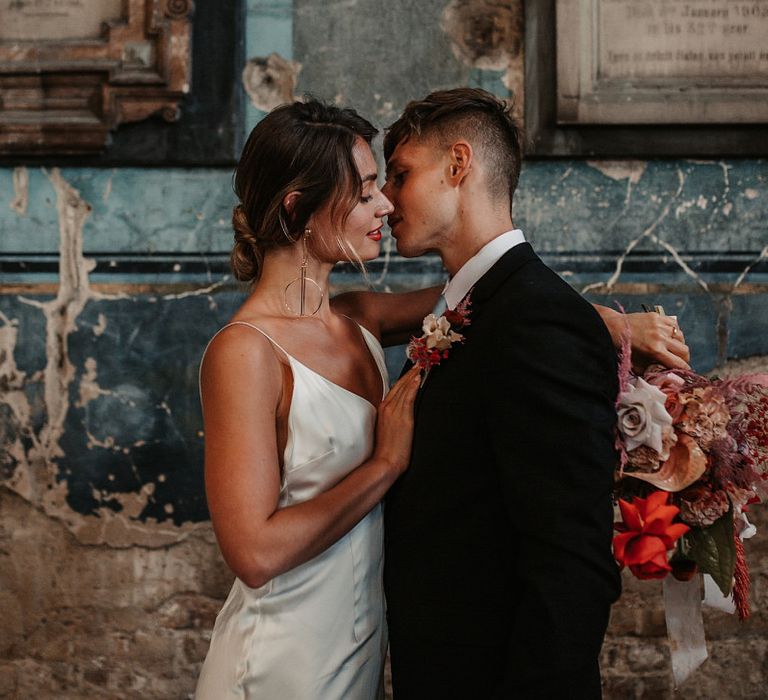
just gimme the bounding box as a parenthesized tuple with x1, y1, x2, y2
(284, 228, 324, 316)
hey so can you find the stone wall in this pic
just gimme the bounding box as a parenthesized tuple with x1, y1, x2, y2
(1, 0, 767, 698)
(0, 490, 229, 698)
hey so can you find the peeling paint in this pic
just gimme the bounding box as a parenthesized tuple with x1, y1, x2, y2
(77, 357, 108, 409)
(2, 169, 207, 549)
(586, 160, 647, 185)
(0, 310, 38, 498)
(242, 52, 301, 112)
(6, 169, 107, 535)
(441, 0, 524, 110)
(675, 199, 696, 218)
(93, 313, 107, 336)
(9, 166, 29, 216)
(102, 169, 116, 203)
(442, 0, 522, 69)
(24, 168, 94, 451)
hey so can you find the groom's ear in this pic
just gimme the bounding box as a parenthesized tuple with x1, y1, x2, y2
(447, 141, 473, 186)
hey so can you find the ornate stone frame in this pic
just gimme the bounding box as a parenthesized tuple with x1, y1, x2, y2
(0, 0, 243, 164)
(524, 0, 768, 157)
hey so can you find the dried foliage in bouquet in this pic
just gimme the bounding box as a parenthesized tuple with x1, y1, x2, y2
(613, 347, 768, 621)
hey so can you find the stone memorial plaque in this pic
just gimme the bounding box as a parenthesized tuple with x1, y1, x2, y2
(557, 0, 768, 123)
(0, 0, 124, 41)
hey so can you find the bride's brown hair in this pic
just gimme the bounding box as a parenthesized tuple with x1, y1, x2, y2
(231, 98, 378, 283)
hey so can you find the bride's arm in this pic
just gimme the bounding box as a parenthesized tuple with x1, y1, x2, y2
(332, 286, 441, 346)
(334, 287, 691, 369)
(200, 326, 420, 589)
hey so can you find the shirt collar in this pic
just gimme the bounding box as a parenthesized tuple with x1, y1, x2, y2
(443, 229, 526, 309)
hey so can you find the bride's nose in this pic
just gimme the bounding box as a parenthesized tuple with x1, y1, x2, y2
(376, 192, 394, 218)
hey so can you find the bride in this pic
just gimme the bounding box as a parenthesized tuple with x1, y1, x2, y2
(195, 98, 689, 698)
(195, 99, 425, 698)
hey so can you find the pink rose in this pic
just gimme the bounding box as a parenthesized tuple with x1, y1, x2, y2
(617, 377, 674, 458)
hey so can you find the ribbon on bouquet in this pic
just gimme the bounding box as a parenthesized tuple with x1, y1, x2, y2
(662, 574, 708, 687)
(662, 517, 756, 687)
(663, 570, 748, 687)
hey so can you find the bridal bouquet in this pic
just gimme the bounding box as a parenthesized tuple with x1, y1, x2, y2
(612, 356, 768, 620)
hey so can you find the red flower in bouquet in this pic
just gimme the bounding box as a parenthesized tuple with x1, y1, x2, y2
(613, 491, 690, 579)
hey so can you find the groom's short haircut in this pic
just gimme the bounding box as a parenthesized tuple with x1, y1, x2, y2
(384, 87, 523, 206)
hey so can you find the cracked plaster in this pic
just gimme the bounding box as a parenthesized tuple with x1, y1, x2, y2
(1, 170, 213, 548)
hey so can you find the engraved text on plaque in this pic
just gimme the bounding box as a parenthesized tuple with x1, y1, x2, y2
(557, 0, 768, 123)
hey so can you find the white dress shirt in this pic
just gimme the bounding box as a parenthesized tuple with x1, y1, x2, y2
(442, 229, 526, 310)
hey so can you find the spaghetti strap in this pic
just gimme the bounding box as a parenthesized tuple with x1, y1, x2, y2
(217, 321, 290, 355)
(198, 321, 292, 405)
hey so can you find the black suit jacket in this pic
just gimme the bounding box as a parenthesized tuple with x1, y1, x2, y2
(384, 244, 622, 699)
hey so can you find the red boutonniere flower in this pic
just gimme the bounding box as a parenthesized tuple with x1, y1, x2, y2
(406, 293, 472, 382)
(613, 491, 689, 580)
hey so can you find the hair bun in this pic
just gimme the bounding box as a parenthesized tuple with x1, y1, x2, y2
(231, 204, 263, 282)
(232, 204, 255, 240)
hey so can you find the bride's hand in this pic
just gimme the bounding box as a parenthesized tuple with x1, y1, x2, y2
(373, 365, 421, 476)
(625, 312, 690, 372)
(596, 305, 691, 372)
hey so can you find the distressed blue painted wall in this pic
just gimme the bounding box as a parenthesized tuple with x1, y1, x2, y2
(0, 0, 766, 538)
(2, 161, 765, 531)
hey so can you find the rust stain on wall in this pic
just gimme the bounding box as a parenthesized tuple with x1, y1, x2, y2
(242, 52, 302, 112)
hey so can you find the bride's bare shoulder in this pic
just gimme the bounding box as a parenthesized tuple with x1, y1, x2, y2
(201, 318, 283, 384)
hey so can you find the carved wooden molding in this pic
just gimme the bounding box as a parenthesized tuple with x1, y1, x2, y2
(0, 0, 194, 155)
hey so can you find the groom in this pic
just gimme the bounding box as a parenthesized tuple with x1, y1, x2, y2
(381, 88, 621, 698)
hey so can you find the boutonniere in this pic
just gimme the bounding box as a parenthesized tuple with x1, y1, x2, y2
(406, 292, 472, 385)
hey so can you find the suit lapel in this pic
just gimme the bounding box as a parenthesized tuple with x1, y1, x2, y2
(468, 242, 537, 313)
(407, 242, 538, 400)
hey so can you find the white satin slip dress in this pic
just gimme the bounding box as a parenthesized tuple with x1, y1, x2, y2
(195, 321, 388, 700)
